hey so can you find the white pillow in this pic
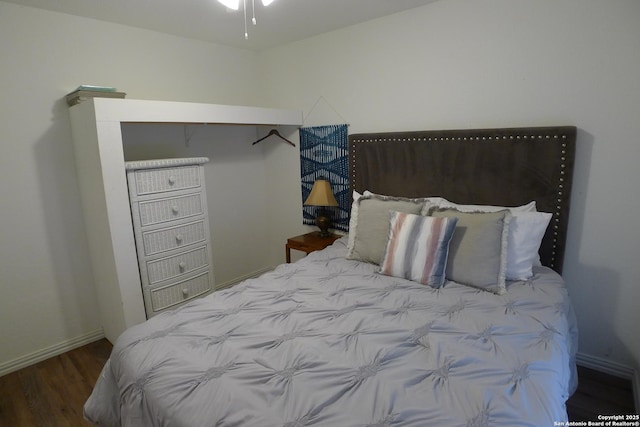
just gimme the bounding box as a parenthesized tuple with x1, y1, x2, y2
(346, 190, 363, 254)
(506, 211, 552, 280)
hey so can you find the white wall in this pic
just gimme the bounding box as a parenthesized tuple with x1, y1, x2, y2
(259, 0, 640, 373)
(1, 0, 639, 383)
(0, 2, 262, 371)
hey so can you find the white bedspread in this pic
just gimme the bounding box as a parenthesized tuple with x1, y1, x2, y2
(85, 237, 578, 426)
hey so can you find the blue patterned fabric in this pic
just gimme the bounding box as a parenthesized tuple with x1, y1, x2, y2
(299, 124, 349, 231)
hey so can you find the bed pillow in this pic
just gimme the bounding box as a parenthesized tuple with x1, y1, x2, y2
(431, 208, 511, 295)
(346, 194, 426, 264)
(379, 211, 458, 288)
(437, 199, 536, 213)
(364, 190, 445, 209)
(506, 211, 552, 280)
(429, 200, 548, 280)
(346, 190, 363, 253)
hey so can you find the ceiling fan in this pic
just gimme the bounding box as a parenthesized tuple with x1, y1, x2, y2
(216, 0, 277, 39)
(217, 0, 274, 9)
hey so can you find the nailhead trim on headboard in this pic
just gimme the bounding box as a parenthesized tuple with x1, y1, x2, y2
(349, 126, 577, 274)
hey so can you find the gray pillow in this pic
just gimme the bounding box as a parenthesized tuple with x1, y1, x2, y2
(347, 194, 425, 264)
(431, 208, 511, 294)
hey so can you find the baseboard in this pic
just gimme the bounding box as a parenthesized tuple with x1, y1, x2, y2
(576, 351, 639, 412)
(576, 352, 635, 379)
(0, 328, 105, 377)
(214, 266, 275, 291)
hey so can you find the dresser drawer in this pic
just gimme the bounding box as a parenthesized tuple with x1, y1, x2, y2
(146, 246, 210, 285)
(137, 193, 203, 226)
(132, 165, 201, 195)
(126, 158, 213, 319)
(142, 220, 207, 256)
(150, 272, 211, 312)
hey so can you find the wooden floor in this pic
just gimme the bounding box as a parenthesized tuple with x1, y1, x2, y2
(0, 339, 112, 427)
(0, 339, 635, 426)
(567, 365, 636, 421)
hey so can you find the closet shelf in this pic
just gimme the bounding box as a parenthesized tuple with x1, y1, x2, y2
(71, 98, 303, 127)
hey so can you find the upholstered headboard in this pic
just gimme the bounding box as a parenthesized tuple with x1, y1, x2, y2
(349, 126, 576, 274)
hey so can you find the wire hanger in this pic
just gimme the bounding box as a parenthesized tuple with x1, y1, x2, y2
(303, 96, 350, 127)
(251, 128, 296, 146)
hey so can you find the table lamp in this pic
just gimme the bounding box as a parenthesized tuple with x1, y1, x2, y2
(304, 178, 339, 237)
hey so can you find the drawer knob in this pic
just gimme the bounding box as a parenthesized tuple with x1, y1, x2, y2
(182, 288, 189, 298)
(175, 234, 183, 243)
(168, 176, 176, 185)
(178, 261, 186, 271)
(171, 206, 179, 214)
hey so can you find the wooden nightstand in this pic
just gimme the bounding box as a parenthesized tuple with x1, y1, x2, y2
(286, 232, 341, 263)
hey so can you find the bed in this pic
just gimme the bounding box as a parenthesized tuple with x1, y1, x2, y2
(85, 125, 578, 426)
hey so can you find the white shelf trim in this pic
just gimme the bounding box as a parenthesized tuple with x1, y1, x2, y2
(79, 98, 303, 126)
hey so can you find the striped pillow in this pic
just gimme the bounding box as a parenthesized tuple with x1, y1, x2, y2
(379, 211, 458, 288)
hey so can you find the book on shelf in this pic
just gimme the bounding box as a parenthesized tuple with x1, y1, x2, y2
(75, 85, 117, 92)
(66, 89, 126, 106)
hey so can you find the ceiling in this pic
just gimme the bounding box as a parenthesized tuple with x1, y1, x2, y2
(4, 0, 436, 51)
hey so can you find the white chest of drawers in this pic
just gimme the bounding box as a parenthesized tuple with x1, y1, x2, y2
(125, 157, 214, 318)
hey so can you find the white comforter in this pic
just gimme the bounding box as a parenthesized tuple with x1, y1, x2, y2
(85, 237, 578, 426)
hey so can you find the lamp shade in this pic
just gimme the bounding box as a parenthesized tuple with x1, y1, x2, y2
(304, 179, 338, 207)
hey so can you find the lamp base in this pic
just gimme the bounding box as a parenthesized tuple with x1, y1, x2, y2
(315, 212, 332, 237)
